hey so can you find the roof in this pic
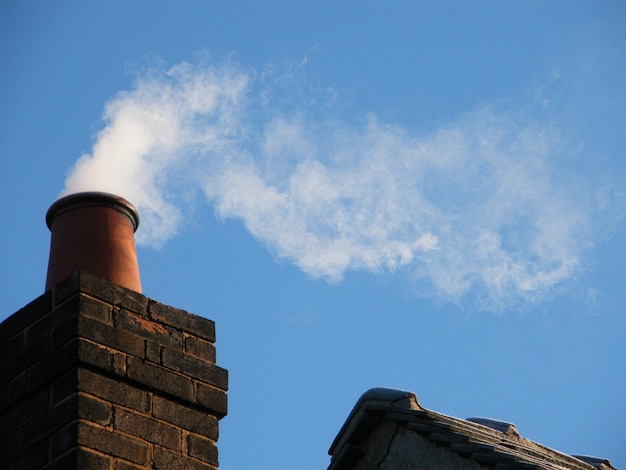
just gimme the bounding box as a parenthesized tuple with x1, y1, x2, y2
(328, 388, 617, 470)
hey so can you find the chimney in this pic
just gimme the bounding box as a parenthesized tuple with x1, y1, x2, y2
(45, 191, 142, 293)
(0, 193, 228, 469)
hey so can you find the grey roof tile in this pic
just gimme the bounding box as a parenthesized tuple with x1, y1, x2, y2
(328, 387, 618, 470)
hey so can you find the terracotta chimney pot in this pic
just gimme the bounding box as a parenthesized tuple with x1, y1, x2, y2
(45, 192, 142, 292)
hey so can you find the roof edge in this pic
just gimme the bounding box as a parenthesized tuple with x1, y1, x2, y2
(328, 387, 421, 457)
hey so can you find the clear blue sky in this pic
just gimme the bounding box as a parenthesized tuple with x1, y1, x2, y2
(1, 1, 625, 468)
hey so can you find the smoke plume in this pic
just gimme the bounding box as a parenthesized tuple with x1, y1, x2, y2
(63, 58, 594, 307)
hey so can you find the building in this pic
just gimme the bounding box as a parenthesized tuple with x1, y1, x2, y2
(0, 192, 619, 469)
(0, 193, 228, 469)
(328, 387, 617, 470)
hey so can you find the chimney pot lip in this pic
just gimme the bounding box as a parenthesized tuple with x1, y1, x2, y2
(46, 191, 140, 232)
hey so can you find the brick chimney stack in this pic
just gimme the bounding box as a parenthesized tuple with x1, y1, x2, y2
(0, 194, 228, 469)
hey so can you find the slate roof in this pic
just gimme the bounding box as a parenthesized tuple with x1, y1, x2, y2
(328, 388, 617, 470)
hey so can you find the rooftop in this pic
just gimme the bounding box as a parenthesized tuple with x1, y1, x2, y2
(328, 388, 617, 470)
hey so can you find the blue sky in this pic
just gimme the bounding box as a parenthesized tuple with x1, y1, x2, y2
(1, 1, 625, 468)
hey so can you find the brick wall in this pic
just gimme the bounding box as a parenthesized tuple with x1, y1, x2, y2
(0, 271, 228, 470)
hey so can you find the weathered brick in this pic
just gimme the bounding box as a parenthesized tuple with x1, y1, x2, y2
(25, 314, 59, 349)
(187, 433, 219, 466)
(145, 339, 162, 364)
(195, 383, 228, 419)
(0, 372, 26, 410)
(149, 301, 215, 342)
(115, 407, 181, 450)
(153, 447, 217, 470)
(78, 420, 149, 465)
(0, 387, 48, 440)
(52, 368, 77, 404)
(48, 295, 113, 350)
(78, 368, 150, 413)
(184, 335, 216, 362)
(161, 348, 228, 390)
(52, 271, 83, 306)
(77, 294, 114, 324)
(48, 447, 113, 470)
(23, 338, 80, 396)
(79, 393, 112, 426)
(77, 315, 145, 358)
(21, 393, 77, 454)
(0, 330, 24, 364)
(1, 334, 49, 386)
(152, 396, 218, 439)
(112, 352, 127, 376)
(0, 427, 23, 464)
(77, 338, 114, 373)
(76, 448, 114, 470)
(55, 271, 148, 314)
(1, 271, 228, 470)
(50, 421, 78, 458)
(115, 460, 144, 470)
(114, 309, 182, 349)
(0, 291, 52, 343)
(4, 437, 49, 470)
(126, 356, 193, 403)
(49, 314, 77, 352)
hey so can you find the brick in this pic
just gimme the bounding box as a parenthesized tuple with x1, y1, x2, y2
(188, 433, 219, 466)
(77, 338, 115, 373)
(48, 447, 113, 470)
(48, 296, 111, 352)
(78, 368, 150, 413)
(77, 294, 114, 324)
(52, 368, 78, 404)
(112, 352, 127, 376)
(48, 296, 119, 353)
(0, 427, 23, 464)
(153, 447, 217, 470)
(77, 315, 145, 358)
(53, 272, 83, 306)
(76, 448, 113, 470)
(78, 420, 150, 465)
(152, 396, 218, 439)
(27, 294, 111, 353)
(115, 461, 144, 470)
(0, 372, 26, 410)
(25, 316, 57, 349)
(0, 330, 24, 363)
(78, 393, 112, 426)
(115, 309, 182, 350)
(0, 291, 52, 343)
(49, 312, 77, 352)
(184, 335, 216, 362)
(149, 301, 215, 342)
(145, 339, 162, 363)
(126, 356, 193, 403)
(1, 334, 49, 386)
(5, 437, 49, 470)
(50, 421, 78, 458)
(195, 383, 228, 419)
(115, 407, 181, 450)
(18, 337, 116, 396)
(0, 387, 48, 440)
(161, 348, 228, 390)
(22, 393, 77, 449)
(23, 338, 80, 396)
(55, 271, 148, 314)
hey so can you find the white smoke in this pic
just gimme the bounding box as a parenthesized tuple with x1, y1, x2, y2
(62, 58, 595, 307)
(63, 61, 249, 247)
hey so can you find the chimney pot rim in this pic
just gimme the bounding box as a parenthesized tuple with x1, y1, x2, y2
(46, 191, 140, 231)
